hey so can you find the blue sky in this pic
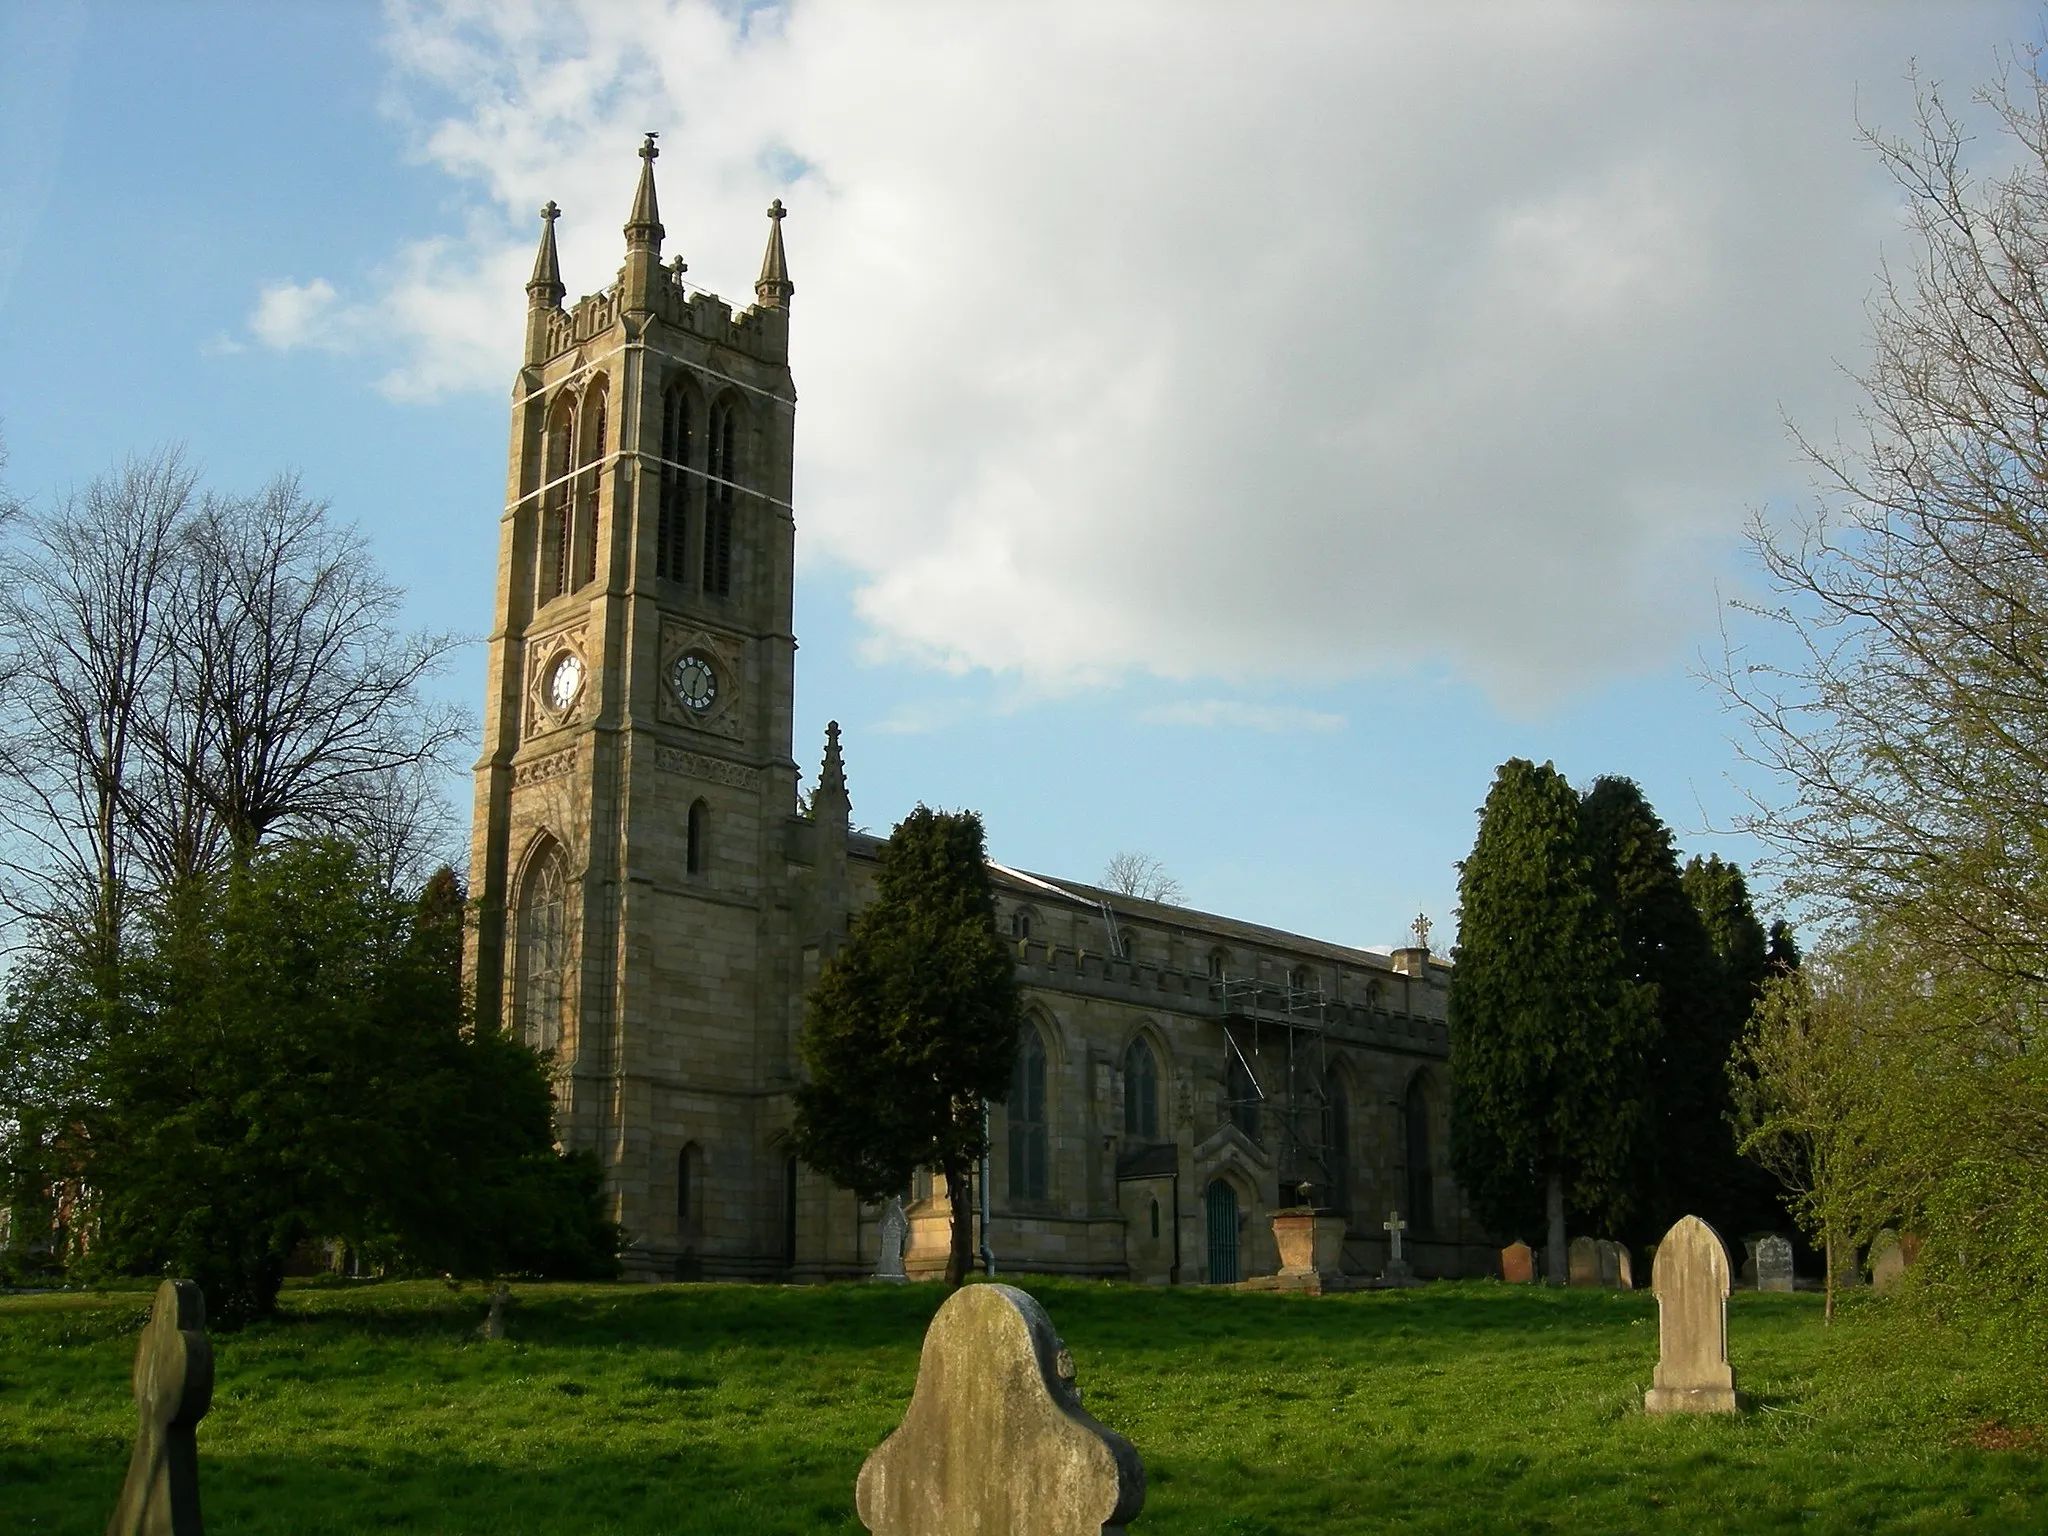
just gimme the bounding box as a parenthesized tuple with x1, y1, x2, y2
(3, 1, 2039, 952)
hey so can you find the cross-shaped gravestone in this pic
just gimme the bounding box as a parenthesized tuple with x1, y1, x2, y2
(857, 1284, 1145, 1535)
(1383, 1211, 1407, 1263)
(109, 1278, 213, 1536)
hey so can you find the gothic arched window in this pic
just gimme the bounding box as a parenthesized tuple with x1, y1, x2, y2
(1227, 1040, 1260, 1144)
(1123, 1038, 1159, 1140)
(1405, 1075, 1435, 1235)
(515, 840, 569, 1052)
(573, 378, 608, 591)
(1324, 1075, 1351, 1215)
(703, 396, 738, 596)
(1008, 1025, 1049, 1199)
(687, 798, 709, 875)
(1208, 948, 1229, 983)
(539, 394, 575, 603)
(658, 382, 693, 583)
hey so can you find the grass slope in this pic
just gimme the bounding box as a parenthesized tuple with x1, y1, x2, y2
(1, 1278, 2042, 1534)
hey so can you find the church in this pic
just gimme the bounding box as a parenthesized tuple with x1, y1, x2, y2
(464, 139, 1494, 1286)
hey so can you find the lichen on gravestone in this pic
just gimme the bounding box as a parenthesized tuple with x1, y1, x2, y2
(857, 1283, 1145, 1535)
(109, 1278, 213, 1536)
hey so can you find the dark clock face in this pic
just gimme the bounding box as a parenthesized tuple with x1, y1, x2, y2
(670, 652, 717, 712)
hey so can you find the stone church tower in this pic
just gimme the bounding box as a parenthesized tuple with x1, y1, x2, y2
(466, 137, 825, 1279)
(469, 140, 1488, 1289)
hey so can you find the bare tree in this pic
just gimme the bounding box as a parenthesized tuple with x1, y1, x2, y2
(0, 450, 197, 969)
(1723, 57, 2048, 981)
(0, 456, 472, 960)
(1101, 850, 1185, 906)
(160, 475, 469, 859)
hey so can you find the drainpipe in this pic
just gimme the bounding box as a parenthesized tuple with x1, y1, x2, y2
(1169, 1170, 1182, 1286)
(979, 1100, 996, 1276)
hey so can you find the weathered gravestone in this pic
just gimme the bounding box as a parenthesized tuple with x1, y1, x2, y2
(1597, 1239, 1631, 1290)
(110, 1278, 213, 1536)
(1500, 1240, 1535, 1284)
(1754, 1234, 1794, 1293)
(1567, 1235, 1602, 1287)
(1644, 1215, 1739, 1415)
(1870, 1229, 1906, 1294)
(857, 1283, 1145, 1535)
(478, 1283, 512, 1339)
(874, 1197, 910, 1284)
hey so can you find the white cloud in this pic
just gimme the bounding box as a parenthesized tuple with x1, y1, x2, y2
(251, 278, 360, 352)
(1141, 700, 1345, 734)
(296, 0, 2034, 701)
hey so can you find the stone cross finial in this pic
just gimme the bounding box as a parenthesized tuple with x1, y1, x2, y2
(857, 1284, 1145, 1535)
(541, 199, 560, 225)
(1645, 1214, 1739, 1414)
(640, 131, 660, 160)
(1382, 1210, 1407, 1262)
(1410, 913, 1432, 951)
(768, 197, 786, 221)
(109, 1278, 213, 1536)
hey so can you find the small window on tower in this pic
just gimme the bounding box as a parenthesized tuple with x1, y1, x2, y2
(687, 799, 709, 875)
(658, 382, 693, 583)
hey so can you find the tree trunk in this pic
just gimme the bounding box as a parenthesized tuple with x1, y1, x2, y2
(1824, 1227, 1835, 1326)
(944, 1159, 974, 1288)
(1546, 1168, 1567, 1286)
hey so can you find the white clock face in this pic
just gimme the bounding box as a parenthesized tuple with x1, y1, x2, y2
(546, 652, 585, 712)
(671, 652, 718, 712)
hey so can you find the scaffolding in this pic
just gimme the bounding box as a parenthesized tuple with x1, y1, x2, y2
(1215, 971, 1336, 1204)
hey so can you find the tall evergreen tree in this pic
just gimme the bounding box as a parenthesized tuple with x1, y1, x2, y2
(792, 806, 1021, 1287)
(1448, 759, 1656, 1282)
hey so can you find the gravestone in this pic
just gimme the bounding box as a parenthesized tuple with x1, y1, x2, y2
(1615, 1244, 1634, 1291)
(110, 1278, 213, 1536)
(856, 1283, 1145, 1535)
(479, 1283, 512, 1339)
(1596, 1239, 1628, 1289)
(874, 1197, 909, 1284)
(1500, 1240, 1535, 1284)
(1754, 1234, 1794, 1293)
(1644, 1215, 1739, 1415)
(1381, 1210, 1416, 1286)
(1241, 1208, 1354, 1293)
(1567, 1235, 1601, 1287)
(1870, 1229, 1906, 1294)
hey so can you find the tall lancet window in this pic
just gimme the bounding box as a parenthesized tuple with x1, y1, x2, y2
(1008, 1025, 1048, 1199)
(1122, 1038, 1159, 1140)
(573, 379, 608, 591)
(1405, 1075, 1435, 1235)
(703, 396, 737, 596)
(515, 841, 569, 1053)
(539, 395, 575, 603)
(658, 382, 693, 582)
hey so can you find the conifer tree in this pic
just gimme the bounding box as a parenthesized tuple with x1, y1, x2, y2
(792, 806, 1021, 1286)
(1448, 759, 1655, 1282)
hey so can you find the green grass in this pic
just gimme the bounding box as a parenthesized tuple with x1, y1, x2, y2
(1, 1277, 2042, 1533)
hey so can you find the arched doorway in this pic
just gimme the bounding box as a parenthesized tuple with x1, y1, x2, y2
(1206, 1179, 1240, 1284)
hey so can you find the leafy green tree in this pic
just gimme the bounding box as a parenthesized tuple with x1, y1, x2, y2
(37, 839, 614, 1325)
(1448, 759, 1656, 1283)
(792, 806, 1021, 1287)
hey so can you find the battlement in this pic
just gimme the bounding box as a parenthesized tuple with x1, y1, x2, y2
(531, 268, 786, 368)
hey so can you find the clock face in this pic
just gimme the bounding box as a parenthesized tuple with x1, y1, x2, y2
(546, 652, 585, 712)
(670, 652, 718, 712)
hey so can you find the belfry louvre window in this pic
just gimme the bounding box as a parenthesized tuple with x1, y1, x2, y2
(573, 381, 607, 592)
(703, 398, 737, 596)
(1123, 1039, 1159, 1140)
(539, 396, 575, 603)
(657, 383, 692, 583)
(515, 842, 568, 1052)
(1008, 1027, 1048, 1199)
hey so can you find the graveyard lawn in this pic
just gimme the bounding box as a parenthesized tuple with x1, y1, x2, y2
(2, 1279, 2042, 1535)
